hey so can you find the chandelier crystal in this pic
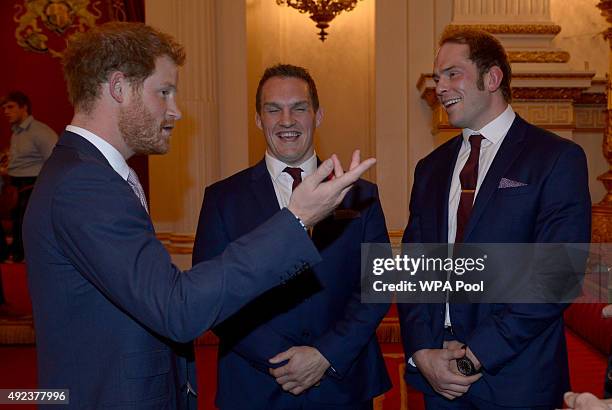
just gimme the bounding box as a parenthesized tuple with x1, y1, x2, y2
(276, 0, 362, 42)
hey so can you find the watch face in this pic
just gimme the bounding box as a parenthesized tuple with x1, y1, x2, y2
(457, 357, 475, 376)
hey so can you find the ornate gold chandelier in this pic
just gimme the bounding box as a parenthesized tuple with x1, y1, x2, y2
(276, 0, 362, 42)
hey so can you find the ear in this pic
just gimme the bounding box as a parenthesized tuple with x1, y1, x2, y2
(315, 107, 323, 128)
(485, 66, 503, 93)
(108, 71, 127, 104)
(255, 111, 263, 130)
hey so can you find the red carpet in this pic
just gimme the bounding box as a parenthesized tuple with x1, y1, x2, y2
(1, 262, 32, 315)
(0, 264, 607, 409)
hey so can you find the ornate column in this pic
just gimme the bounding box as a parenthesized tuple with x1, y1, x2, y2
(593, 1, 612, 244)
(146, 0, 249, 269)
(595, 1, 612, 305)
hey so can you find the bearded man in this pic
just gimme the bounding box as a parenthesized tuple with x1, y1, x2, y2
(23, 22, 375, 409)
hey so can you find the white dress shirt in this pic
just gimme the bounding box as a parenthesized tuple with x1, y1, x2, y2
(445, 104, 516, 327)
(265, 151, 317, 209)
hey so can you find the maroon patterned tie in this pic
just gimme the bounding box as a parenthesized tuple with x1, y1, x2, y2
(283, 167, 303, 191)
(455, 134, 483, 243)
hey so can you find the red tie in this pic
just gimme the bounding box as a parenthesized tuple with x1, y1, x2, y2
(455, 134, 483, 243)
(283, 167, 303, 191)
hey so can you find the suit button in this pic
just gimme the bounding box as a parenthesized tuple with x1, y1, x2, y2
(302, 330, 310, 338)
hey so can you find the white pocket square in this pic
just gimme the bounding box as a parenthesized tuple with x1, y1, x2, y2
(498, 178, 528, 189)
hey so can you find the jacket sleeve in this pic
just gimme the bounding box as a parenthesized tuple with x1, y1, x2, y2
(51, 163, 321, 344)
(192, 184, 296, 372)
(311, 185, 391, 378)
(397, 159, 439, 358)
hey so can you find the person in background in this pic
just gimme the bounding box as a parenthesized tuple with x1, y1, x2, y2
(2, 91, 57, 262)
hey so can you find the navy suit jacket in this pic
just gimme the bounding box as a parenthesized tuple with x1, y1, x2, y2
(398, 115, 591, 407)
(192, 160, 392, 409)
(23, 131, 321, 409)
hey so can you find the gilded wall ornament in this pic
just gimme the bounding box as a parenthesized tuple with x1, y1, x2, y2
(507, 51, 570, 63)
(446, 24, 562, 35)
(13, 0, 101, 57)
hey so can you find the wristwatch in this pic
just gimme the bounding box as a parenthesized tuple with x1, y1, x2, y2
(456, 345, 481, 376)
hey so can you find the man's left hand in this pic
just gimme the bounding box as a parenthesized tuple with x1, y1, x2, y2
(268, 346, 330, 395)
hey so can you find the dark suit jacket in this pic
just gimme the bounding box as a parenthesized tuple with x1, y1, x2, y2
(23, 131, 321, 409)
(398, 115, 591, 407)
(192, 159, 392, 409)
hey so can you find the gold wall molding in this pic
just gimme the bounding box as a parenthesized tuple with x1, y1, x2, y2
(513, 102, 574, 126)
(418, 73, 595, 109)
(512, 73, 595, 80)
(507, 50, 570, 63)
(169, 234, 195, 244)
(165, 246, 194, 255)
(420, 87, 589, 109)
(575, 92, 607, 105)
(446, 23, 561, 35)
(575, 106, 606, 130)
(512, 87, 584, 101)
(156, 232, 195, 255)
(592, 205, 612, 242)
(429, 101, 579, 132)
(389, 230, 403, 240)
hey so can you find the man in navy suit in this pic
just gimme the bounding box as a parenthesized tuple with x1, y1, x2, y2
(23, 24, 376, 409)
(398, 28, 591, 409)
(193, 64, 391, 410)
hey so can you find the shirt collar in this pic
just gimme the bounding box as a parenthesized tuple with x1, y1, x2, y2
(12, 115, 34, 133)
(265, 152, 317, 181)
(462, 104, 515, 145)
(65, 125, 130, 180)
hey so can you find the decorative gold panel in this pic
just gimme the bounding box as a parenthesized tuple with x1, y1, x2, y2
(512, 87, 584, 101)
(512, 102, 574, 126)
(13, 0, 102, 57)
(446, 24, 561, 35)
(592, 205, 612, 242)
(576, 93, 607, 105)
(575, 106, 606, 130)
(507, 51, 570, 63)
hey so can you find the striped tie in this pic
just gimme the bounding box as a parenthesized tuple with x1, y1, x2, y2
(127, 167, 149, 213)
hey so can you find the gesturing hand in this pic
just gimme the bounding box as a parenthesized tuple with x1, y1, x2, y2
(413, 348, 482, 400)
(288, 150, 375, 227)
(268, 346, 330, 395)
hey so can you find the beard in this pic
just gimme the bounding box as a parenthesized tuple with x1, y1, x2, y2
(118, 96, 171, 155)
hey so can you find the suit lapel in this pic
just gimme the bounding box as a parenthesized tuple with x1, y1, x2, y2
(249, 159, 281, 223)
(462, 115, 528, 242)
